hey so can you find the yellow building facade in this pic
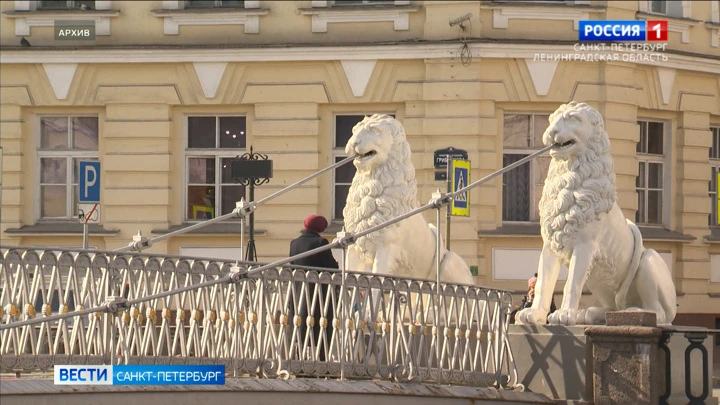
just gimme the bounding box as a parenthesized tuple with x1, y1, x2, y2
(1, 0, 719, 326)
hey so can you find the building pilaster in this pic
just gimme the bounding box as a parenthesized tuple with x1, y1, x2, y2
(102, 104, 173, 252)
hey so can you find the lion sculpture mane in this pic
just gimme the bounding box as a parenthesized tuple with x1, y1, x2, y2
(342, 114, 474, 286)
(516, 102, 677, 326)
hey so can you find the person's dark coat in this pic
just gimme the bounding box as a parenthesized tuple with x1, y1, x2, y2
(289, 229, 339, 269)
(509, 295, 557, 324)
(288, 229, 338, 361)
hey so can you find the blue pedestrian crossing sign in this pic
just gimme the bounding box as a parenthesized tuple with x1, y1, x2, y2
(451, 159, 470, 217)
(79, 161, 101, 203)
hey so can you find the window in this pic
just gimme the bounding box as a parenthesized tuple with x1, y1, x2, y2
(649, 0, 684, 17)
(502, 113, 551, 222)
(38, 0, 95, 9)
(38, 117, 99, 220)
(332, 114, 394, 221)
(710, 127, 720, 226)
(185, 0, 244, 7)
(636, 121, 665, 225)
(332, 0, 395, 5)
(186, 116, 247, 221)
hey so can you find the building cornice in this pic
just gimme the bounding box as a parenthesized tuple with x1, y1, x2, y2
(0, 42, 718, 75)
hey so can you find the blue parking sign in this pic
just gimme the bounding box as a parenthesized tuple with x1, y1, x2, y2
(79, 161, 101, 203)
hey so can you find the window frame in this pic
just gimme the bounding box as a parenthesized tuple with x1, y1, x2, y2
(639, 0, 691, 18)
(331, 112, 395, 223)
(501, 112, 551, 224)
(183, 115, 248, 223)
(36, 0, 95, 9)
(635, 119, 670, 227)
(36, 115, 99, 222)
(184, 0, 245, 8)
(330, 0, 397, 5)
(710, 126, 720, 227)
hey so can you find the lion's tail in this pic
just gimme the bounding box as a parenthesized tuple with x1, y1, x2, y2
(428, 224, 474, 285)
(615, 219, 644, 310)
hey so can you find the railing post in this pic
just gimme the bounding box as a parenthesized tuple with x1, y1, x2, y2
(337, 231, 347, 381)
(684, 332, 710, 404)
(432, 189, 442, 384)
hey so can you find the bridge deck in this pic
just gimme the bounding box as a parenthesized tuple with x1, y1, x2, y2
(0, 377, 552, 405)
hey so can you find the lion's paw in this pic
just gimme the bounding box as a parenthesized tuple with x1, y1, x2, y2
(515, 308, 548, 325)
(547, 308, 579, 326)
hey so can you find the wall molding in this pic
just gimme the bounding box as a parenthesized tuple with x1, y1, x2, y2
(656, 67, 676, 105)
(42, 63, 78, 100)
(300, 5, 419, 33)
(340, 60, 377, 97)
(490, 6, 589, 30)
(152, 9, 269, 34)
(3, 43, 719, 75)
(192, 62, 227, 99)
(524, 59, 558, 96)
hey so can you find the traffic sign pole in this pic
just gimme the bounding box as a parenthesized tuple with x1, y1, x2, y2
(446, 157, 452, 250)
(79, 161, 101, 250)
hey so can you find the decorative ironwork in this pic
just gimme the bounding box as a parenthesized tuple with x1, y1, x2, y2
(232, 146, 273, 261)
(0, 247, 517, 389)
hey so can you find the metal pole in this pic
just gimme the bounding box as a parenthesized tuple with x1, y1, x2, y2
(240, 212, 245, 261)
(445, 159, 452, 250)
(246, 181, 256, 262)
(340, 236, 347, 380)
(0, 147, 3, 248)
(82, 222, 89, 249)
(435, 203, 442, 383)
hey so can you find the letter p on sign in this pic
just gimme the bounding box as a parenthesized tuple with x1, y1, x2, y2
(79, 161, 101, 203)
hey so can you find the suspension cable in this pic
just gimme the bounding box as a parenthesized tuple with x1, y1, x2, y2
(0, 146, 550, 330)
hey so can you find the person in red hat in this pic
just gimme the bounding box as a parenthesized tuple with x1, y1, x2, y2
(509, 273, 557, 324)
(288, 215, 338, 361)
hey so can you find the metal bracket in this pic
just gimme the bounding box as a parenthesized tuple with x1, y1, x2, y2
(336, 231, 356, 248)
(229, 263, 248, 283)
(102, 296, 129, 313)
(429, 189, 452, 209)
(126, 230, 152, 252)
(232, 198, 257, 218)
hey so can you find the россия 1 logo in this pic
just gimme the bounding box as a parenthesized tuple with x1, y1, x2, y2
(579, 20, 668, 41)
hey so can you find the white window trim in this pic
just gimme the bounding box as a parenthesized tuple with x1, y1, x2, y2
(710, 127, 720, 227)
(11, 1, 116, 36)
(635, 119, 671, 228)
(637, 0, 694, 43)
(155, 0, 265, 35)
(486, 2, 590, 31)
(501, 112, 550, 224)
(302, 0, 416, 33)
(36, 115, 99, 222)
(709, 0, 720, 47)
(183, 115, 247, 223)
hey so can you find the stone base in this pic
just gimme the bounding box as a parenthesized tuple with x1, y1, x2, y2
(509, 324, 718, 405)
(508, 325, 591, 402)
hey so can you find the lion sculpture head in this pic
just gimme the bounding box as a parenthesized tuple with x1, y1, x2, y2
(343, 114, 418, 263)
(539, 102, 617, 261)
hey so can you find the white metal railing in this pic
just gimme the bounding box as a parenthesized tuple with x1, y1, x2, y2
(0, 247, 514, 387)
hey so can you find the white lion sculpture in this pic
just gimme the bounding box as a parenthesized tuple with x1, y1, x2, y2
(516, 102, 677, 326)
(342, 114, 474, 285)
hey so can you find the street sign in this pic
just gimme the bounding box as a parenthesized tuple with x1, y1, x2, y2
(79, 161, 100, 203)
(433, 147, 468, 169)
(78, 203, 100, 224)
(451, 159, 470, 217)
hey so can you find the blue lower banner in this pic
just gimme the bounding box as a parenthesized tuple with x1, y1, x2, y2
(54, 364, 225, 385)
